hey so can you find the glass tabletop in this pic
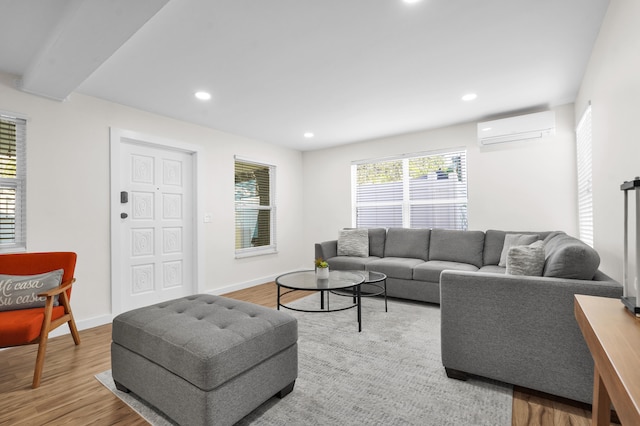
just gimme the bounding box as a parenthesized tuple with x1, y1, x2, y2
(344, 270, 386, 283)
(276, 270, 364, 291)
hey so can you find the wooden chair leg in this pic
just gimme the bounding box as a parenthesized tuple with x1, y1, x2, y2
(32, 297, 55, 389)
(60, 292, 81, 345)
(68, 316, 81, 345)
(32, 337, 49, 388)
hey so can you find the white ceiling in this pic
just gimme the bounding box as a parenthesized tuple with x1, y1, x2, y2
(0, 0, 609, 151)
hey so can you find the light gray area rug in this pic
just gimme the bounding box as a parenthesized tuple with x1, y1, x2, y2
(96, 294, 512, 425)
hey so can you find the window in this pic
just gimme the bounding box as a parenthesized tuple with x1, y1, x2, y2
(234, 157, 276, 257)
(576, 104, 593, 247)
(0, 114, 26, 252)
(353, 149, 468, 229)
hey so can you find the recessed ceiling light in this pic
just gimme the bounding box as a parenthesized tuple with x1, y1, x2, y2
(462, 93, 477, 101)
(304, 132, 314, 138)
(194, 91, 211, 101)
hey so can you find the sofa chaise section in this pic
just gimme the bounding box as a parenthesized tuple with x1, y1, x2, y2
(440, 269, 621, 404)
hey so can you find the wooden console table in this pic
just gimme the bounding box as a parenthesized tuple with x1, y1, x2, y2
(574, 294, 640, 425)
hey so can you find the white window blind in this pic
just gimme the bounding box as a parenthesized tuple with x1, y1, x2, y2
(0, 114, 26, 251)
(576, 105, 593, 247)
(234, 157, 276, 257)
(353, 150, 468, 230)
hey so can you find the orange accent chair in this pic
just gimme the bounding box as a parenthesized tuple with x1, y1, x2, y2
(0, 252, 80, 388)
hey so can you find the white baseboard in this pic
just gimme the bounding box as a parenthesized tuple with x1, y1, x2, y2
(205, 267, 307, 295)
(48, 313, 112, 338)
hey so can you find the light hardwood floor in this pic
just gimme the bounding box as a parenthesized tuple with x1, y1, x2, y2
(0, 282, 617, 425)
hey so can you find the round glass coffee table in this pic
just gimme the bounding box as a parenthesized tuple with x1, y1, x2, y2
(276, 270, 365, 331)
(339, 270, 388, 313)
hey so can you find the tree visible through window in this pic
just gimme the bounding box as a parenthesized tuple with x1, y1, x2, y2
(353, 150, 467, 230)
(0, 115, 26, 251)
(234, 157, 276, 256)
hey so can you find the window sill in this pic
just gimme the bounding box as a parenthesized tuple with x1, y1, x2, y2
(235, 247, 278, 259)
(0, 245, 27, 254)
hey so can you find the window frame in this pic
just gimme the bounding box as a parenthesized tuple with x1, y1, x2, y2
(0, 113, 26, 252)
(351, 148, 468, 230)
(234, 156, 277, 258)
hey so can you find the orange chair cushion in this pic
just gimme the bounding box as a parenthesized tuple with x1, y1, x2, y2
(0, 306, 66, 346)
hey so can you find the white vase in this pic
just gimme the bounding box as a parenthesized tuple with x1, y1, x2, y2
(316, 267, 329, 279)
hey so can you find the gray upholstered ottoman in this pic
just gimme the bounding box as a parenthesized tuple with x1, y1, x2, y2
(111, 294, 298, 426)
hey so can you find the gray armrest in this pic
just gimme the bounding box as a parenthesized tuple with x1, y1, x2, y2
(440, 270, 622, 404)
(315, 240, 337, 260)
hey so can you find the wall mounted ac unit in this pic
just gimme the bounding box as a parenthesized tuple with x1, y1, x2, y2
(477, 110, 556, 146)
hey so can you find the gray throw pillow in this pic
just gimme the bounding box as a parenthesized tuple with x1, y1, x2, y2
(337, 228, 369, 257)
(506, 241, 545, 276)
(499, 233, 539, 267)
(0, 269, 64, 311)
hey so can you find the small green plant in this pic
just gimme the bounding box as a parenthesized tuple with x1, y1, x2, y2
(315, 257, 328, 268)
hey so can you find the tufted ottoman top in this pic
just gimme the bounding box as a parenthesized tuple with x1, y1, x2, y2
(112, 294, 298, 391)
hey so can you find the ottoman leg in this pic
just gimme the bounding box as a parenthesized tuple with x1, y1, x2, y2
(276, 380, 295, 398)
(114, 380, 131, 393)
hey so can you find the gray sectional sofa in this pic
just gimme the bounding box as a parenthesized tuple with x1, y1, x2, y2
(314, 227, 622, 404)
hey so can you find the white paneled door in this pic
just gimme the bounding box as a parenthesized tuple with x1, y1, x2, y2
(117, 139, 195, 312)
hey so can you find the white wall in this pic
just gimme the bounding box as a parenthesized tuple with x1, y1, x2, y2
(0, 71, 306, 328)
(302, 103, 579, 251)
(574, 0, 640, 282)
